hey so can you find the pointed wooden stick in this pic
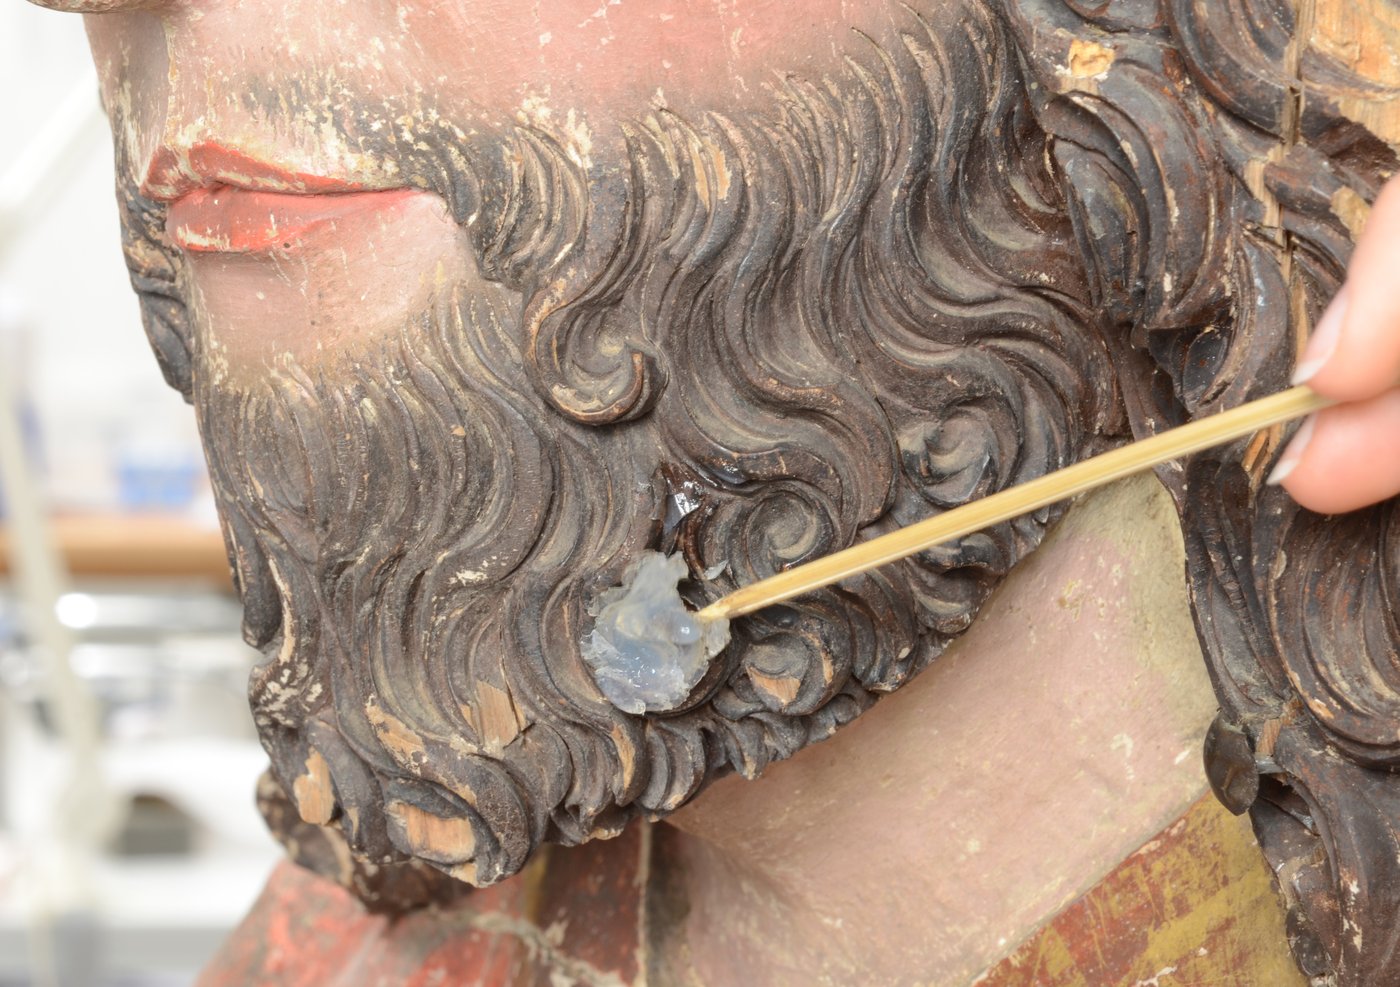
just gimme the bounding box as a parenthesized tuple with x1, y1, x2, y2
(697, 385, 1331, 621)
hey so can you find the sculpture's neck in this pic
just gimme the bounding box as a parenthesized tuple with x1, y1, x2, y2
(659, 475, 1216, 985)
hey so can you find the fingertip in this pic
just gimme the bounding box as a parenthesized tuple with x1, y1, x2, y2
(1278, 389, 1400, 514)
(1306, 180, 1400, 401)
(1304, 310, 1400, 403)
(1281, 474, 1386, 517)
(1266, 414, 1314, 487)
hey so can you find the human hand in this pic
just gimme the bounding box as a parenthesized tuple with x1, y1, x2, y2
(1269, 177, 1400, 514)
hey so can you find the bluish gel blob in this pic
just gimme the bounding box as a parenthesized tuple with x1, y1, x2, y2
(582, 552, 731, 715)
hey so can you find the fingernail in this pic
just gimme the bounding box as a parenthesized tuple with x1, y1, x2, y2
(1267, 415, 1317, 486)
(1292, 287, 1349, 384)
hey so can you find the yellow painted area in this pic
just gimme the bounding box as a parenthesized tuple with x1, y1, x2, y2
(977, 797, 1307, 986)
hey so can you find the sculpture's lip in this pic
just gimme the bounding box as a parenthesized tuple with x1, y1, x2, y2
(166, 184, 425, 254)
(146, 141, 418, 254)
(141, 141, 378, 202)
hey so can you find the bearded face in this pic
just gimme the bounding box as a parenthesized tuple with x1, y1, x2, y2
(92, 0, 1117, 892)
(34, 0, 1400, 980)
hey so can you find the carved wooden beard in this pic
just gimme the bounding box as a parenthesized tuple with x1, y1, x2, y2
(94, 0, 1400, 979)
(110, 3, 1116, 893)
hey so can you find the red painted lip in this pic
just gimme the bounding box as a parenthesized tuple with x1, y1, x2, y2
(167, 185, 422, 254)
(142, 142, 371, 202)
(147, 141, 413, 254)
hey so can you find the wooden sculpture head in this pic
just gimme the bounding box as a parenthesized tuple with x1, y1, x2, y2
(41, 0, 1117, 892)
(26, 1, 1400, 981)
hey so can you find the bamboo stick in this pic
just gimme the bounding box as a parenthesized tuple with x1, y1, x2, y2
(697, 386, 1330, 621)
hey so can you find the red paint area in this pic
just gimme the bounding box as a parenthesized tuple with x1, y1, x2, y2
(197, 825, 651, 986)
(196, 861, 532, 987)
(167, 186, 424, 253)
(143, 141, 371, 201)
(532, 825, 646, 982)
(142, 139, 418, 253)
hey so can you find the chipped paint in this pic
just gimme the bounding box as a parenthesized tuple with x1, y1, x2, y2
(1331, 185, 1372, 239)
(366, 696, 427, 765)
(476, 680, 523, 752)
(1068, 38, 1115, 79)
(291, 749, 337, 825)
(974, 796, 1307, 986)
(749, 669, 802, 706)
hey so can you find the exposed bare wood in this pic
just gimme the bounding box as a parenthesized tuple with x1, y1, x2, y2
(1313, 0, 1400, 147)
(748, 671, 802, 707)
(292, 750, 337, 827)
(385, 800, 478, 863)
(474, 681, 523, 753)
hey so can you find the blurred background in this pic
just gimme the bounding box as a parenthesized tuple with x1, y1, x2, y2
(1, 6, 282, 986)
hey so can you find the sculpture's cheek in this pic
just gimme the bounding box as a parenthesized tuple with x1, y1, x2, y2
(181, 189, 473, 380)
(84, 4, 422, 192)
(402, 0, 894, 115)
(81, 0, 901, 144)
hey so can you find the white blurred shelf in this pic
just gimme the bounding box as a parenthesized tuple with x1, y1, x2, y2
(0, 849, 279, 981)
(0, 576, 282, 985)
(0, 734, 282, 983)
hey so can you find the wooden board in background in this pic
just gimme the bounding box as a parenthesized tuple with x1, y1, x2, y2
(0, 514, 232, 585)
